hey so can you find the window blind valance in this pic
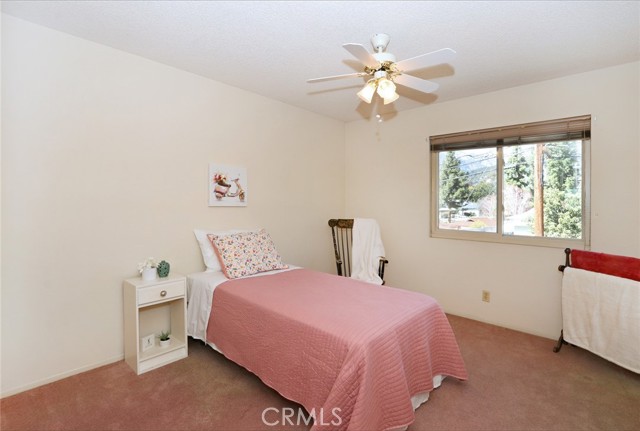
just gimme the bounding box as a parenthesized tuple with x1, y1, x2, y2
(430, 115, 591, 152)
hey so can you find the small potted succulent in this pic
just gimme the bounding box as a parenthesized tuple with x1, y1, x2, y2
(138, 257, 158, 281)
(159, 330, 171, 348)
(157, 260, 170, 278)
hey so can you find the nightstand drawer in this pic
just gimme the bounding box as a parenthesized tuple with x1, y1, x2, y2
(138, 281, 185, 306)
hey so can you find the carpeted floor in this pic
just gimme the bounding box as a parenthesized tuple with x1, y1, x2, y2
(1, 314, 639, 430)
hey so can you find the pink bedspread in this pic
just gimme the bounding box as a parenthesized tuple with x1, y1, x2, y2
(207, 269, 467, 430)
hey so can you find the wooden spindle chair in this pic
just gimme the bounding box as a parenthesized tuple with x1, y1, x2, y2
(328, 219, 388, 284)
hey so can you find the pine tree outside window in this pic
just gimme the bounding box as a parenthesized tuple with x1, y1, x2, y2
(430, 116, 591, 248)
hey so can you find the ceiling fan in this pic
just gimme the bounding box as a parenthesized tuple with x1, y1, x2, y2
(308, 33, 456, 105)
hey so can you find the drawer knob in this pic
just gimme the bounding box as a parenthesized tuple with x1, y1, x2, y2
(160, 290, 167, 297)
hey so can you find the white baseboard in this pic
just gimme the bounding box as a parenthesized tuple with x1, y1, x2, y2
(1, 354, 125, 398)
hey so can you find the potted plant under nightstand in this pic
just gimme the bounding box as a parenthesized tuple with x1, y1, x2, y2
(159, 330, 171, 348)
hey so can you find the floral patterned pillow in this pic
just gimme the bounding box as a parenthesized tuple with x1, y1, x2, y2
(208, 229, 288, 279)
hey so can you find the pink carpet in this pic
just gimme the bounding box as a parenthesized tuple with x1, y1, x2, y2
(1, 315, 639, 430)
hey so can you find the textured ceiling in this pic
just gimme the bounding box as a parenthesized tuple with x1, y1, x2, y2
(2, 1, 639, 122)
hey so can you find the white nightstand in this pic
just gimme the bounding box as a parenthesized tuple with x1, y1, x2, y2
(123, 273, 188, 374)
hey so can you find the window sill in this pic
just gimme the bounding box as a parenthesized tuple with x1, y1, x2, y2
(430, 229, 587, 249)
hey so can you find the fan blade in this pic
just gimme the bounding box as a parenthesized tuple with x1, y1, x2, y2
(394, 48, 456, 72)
(342, 43, 379, 68)
(394, 74, 440, 94)
(307, 72, 367, 83)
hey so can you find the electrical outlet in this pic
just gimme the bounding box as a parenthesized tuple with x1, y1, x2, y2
(140, 334, 155, 352)
(482, 290, 491, 303)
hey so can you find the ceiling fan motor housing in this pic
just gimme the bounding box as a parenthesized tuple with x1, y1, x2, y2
(372, 52, 396, 64)
(371, 34, 396, 74)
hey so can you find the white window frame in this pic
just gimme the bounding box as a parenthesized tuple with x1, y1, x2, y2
(430, 122, 591, 249)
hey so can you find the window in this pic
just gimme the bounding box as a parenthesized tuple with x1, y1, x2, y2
(430, 116, 590, 248)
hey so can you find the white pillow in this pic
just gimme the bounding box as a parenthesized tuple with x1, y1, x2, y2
(194, 229, 248, 272)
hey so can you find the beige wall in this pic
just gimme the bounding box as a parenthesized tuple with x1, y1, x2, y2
(345, 61, 640, 340)
(2, 12, 638, 397)
(0, 15, 345, 396)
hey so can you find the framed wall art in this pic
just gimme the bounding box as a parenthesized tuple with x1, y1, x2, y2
(208, 164, 247, 207)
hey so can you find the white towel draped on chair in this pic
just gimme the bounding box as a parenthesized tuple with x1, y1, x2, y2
(350, 218, 386, 285)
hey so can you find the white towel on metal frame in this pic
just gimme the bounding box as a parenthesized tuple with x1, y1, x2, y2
(562, 267, 640, 373)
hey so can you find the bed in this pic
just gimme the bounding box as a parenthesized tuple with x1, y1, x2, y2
(188, 228, 467, 430)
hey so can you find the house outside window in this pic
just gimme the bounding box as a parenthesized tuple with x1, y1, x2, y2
(430, 115, 591, 248)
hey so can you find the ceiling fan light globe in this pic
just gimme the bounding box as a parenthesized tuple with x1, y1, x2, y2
(376, 78, 396, 99)
(383, 91, 400, 105)
(357, 83, 376, 104)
